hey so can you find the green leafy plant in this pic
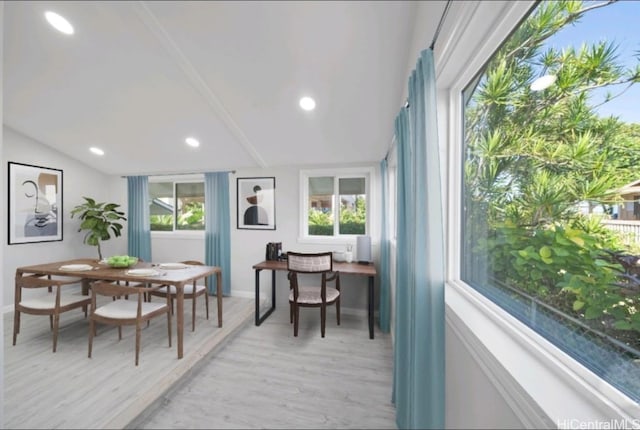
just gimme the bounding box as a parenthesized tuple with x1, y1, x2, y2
(177, 201, 204, 230)
(463, 0, 640, 349)
(70, 197, 127, 260)
(308, 196, 367, 235)
(482, 218, 640, 347)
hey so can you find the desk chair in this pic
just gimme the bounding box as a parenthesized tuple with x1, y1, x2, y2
(287, 251, 341, 337)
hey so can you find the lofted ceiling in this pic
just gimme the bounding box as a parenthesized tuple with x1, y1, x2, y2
(4, 1, 446, 176)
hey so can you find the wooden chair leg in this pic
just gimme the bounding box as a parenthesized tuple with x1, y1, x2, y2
(88, 320, 95, 358)
(320, 305, 326, 338)
(135, 323, 141, 366)
(192, 294, 197, 332)
(13, 310, 20, 346)
(293, 304, 299, 337)
(204, 292, 210, 320)
(337, 298, 341, 326)
(290, 303, 293, 324)
(167, 297, 173, 348)
(52, 313, 60, 352)
(167, 307, 172, 347)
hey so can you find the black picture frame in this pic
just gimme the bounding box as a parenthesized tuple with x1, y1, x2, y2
(8, 162, 63, 244)
(237, 177, 276, 230)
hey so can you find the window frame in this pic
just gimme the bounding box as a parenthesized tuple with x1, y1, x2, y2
(299, 166, 375, 244)
(149, 174, 205, 237)
(441, 0, 640, 424)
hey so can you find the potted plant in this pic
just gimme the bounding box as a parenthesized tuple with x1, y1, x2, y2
(70, 197, 127, 260)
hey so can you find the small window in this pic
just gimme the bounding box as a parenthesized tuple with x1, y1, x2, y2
(150, 181, 204, 231)
(301, 169, 370, 239)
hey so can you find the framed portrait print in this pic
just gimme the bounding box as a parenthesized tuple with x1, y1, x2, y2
(8, 162, 63, 244)
(237, 177, 276, 230)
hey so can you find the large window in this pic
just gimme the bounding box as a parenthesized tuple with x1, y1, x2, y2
(149, 181, 204, 231)
(301, 169, 370, 239)
(462, 1, 640, 402)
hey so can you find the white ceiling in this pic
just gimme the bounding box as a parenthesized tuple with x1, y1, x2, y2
(4, 1, 446, 176)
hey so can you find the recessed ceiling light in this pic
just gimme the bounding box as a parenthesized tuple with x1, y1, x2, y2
(185, 137, 200, 148)
(89, 147, 104, 156)
(530, 74, 557, 91)
(45, 11, 74, 35)
(299, 96, 316, 111)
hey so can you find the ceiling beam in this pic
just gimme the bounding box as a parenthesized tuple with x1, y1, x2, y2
(132, 1, 268, 168)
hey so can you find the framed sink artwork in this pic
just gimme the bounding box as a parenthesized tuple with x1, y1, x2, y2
(8, 162, 63, 244)
(237, 177, 276, 230)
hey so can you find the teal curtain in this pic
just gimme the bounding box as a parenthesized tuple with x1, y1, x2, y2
(204, 172, 231, 295)
(127, 176, 152, 262)
(379, 158, 391, 333)
(392, 48, 445, 429)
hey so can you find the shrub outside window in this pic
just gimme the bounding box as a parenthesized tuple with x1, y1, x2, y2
(149, 181, 204, 231)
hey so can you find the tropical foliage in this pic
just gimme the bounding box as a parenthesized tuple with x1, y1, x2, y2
(150, 201, 204, 231)
(308, 196, 366, 235)
(464, 0, 640, 347)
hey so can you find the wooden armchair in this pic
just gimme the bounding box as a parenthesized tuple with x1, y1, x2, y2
(88, 281, 172, 366)
(148, 260, 209, 331)
(287, 252, 341, 337)
(13, 274, 91, 352)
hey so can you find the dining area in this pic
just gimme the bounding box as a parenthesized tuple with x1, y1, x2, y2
(5, 257, 254, 429)
(15, 257, 224, 359)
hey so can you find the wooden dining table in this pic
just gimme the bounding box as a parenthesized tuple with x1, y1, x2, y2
(15, 258, 223, 359)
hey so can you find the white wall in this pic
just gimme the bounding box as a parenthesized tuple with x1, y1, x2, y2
(1, 4, 5, 426)
(445, 319, 525, 429)
(142, 165, 378, 315)
(2, 127, 126, 310)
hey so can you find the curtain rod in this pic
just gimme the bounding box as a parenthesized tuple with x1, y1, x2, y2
(400, 1, 452, 111)
(387, 0, 453, 159)
(429, 0, 452, 50)
(120, 170, 236, 179)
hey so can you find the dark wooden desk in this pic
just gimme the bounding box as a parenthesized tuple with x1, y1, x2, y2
(252, 260, 377, 339)
(16, 258, 223, 359)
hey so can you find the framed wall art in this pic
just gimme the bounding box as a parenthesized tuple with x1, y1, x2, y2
(237, 177, 276, 230)
(8, 162, 63, 244)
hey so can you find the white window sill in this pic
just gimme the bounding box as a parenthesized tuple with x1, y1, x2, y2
(297, 235, 361, 246)
(151, 231, 205, 240)
(445, 280, 640, 427)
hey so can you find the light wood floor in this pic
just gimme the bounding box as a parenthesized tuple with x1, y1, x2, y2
(4, 293, 254, 429)
(5, 295, 396, 429)
(132, 306, 397, 429)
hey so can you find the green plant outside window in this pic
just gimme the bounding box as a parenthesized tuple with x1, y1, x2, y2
(308, 176, 366, 236)
(150, 181, 204, 231)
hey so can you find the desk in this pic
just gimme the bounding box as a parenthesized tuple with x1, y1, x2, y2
(252, 260, 377, 339)
(15, 258, 223, 359)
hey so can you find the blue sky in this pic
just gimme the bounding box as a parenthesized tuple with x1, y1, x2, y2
(543, 0, 640, 124)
